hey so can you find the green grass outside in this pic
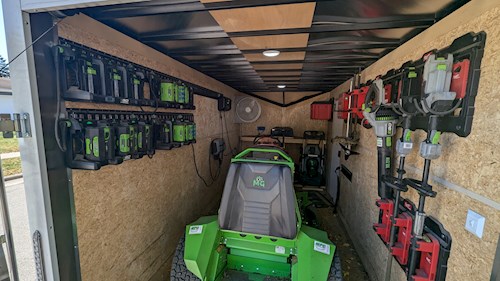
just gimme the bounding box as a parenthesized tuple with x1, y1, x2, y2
(1, 158, 22, 176)
(0, 133, 20, 154)
(0, 133, 22, 176)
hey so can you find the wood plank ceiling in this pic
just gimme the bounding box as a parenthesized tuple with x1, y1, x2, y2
(80, 0, 469, 106)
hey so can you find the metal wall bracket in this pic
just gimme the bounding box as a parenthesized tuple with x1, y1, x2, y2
(0, 113, 31, 138)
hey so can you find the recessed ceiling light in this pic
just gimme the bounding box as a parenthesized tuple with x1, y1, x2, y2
(277, 85, 286, 89)
(263, 50, 280, 57)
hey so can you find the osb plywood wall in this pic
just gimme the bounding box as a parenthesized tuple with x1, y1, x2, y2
(240, 94, 330, 162)
(59, 15, 241, 281)
(240, 93, 330, 136)
(328, 1, 500, 280)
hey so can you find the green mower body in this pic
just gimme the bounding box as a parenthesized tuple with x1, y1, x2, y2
(177, 147, 337, 281)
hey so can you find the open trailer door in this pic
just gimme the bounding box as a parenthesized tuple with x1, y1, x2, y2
(0, 1, 80, 280)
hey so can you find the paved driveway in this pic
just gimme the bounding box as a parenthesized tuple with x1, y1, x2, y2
(1, 178, 35, 280)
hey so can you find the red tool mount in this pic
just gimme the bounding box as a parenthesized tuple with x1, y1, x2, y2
(391, 212, 413, 265)
(310, 101, 333, 120)
(337, 92, 350, 120)
(373, 199, 394, 244)
(412, 233, 441, 281)
(450, 59, 470, 99)
(349, 86, 368, 120)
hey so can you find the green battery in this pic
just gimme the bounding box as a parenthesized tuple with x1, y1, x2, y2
(184, 86, 190, 104)
(173, 121, 186, 143)
(176, 83, 186, 104)
(129, 124, 138, 155)
(185, 122, 194, 141)
(116, 125, 130, 155)
(160, 81, 175, 102)
(173, 83, 179, 102)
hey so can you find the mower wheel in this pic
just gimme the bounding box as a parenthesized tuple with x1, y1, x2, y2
(328, 251, 344, 281)
(170, 236, 200, 281)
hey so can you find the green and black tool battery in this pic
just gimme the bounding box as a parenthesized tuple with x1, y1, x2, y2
(184, 86, 191, 105)
(176, 83, 186, 104)
(115, 122, 131, 157)
(185, 121, 194, 142)
(173, 120, 186, 145)
(129, 122, 139, 158)
(84, 121, 107, 163)
(105, 59, 128, 103)
(98, 121, 123, 165)
(137, 122, 154, 156)
(156, 120, 174, 150)
(160, 80, 175, 102)
(192, 122, 196, 141)
(129, 70, 145, 104)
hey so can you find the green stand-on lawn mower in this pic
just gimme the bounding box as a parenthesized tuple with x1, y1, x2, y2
(171, 146, 342, 281)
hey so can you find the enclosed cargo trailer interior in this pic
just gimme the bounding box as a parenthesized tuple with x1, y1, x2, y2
(0, 0, 499, 281)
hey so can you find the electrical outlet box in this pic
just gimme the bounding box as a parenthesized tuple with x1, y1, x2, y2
(465, 209, 485, 238)
(210, 138, 226, 160)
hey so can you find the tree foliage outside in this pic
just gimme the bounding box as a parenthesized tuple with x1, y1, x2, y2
(0, 55, 9, 77)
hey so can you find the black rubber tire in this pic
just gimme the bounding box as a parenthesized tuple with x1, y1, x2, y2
(170, 236, 201, 281)
(328, 251, 344, 281)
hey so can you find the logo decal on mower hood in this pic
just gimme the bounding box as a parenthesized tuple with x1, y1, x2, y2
(189, 225, 203, 235)
(314, 241, 331, 255)
(252, 176, 265, 188)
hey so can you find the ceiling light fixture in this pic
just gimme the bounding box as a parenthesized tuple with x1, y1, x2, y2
(277, 85, 286, 89)
(263, 50, 280, 57)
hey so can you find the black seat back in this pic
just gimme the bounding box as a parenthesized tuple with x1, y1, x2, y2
(218, 162, 297, 239)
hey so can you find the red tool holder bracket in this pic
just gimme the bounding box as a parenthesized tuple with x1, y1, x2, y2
(412, 233, 441, 281)
(337, 92, 350, 120)
(450, 59, 470, 99)
(349, 86, 368, 120)
(391, 212, 413, 265)
(373, 199, 394, 244)
(311, 101, 333, 120)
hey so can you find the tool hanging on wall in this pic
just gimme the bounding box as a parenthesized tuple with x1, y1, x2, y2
(365, 32, 485, 281)
(363, 78, 399, 199)
(334, 73, 361, 160)
(405, 50, 459, 281)
(381, 117, 414, 281)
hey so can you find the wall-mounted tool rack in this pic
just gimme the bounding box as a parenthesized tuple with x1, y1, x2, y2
(381, 32, 486, 137)
(347, 32, 486, 281)
(337, 32, 485, 137)
(60, 108, 195, 170)
(374, 198, 452, 281)
(56, 38, 230, 110)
